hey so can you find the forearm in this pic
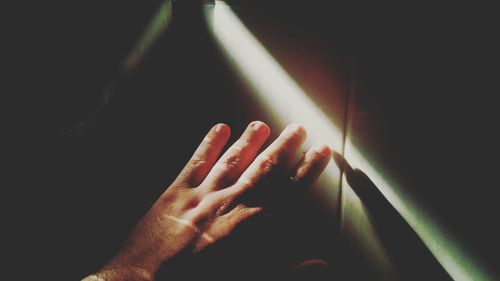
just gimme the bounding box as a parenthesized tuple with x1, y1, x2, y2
(82, 267, 153, 281)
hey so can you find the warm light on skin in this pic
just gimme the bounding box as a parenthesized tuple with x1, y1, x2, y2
(204, 2, 493, 281)
(208, 1, 344, 153)
(206, 1, 346, 212)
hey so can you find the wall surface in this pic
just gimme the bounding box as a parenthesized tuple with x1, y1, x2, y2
(19, 1, 499, 280)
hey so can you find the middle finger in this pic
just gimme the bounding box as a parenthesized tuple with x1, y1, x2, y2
(202, 121, 270, 190)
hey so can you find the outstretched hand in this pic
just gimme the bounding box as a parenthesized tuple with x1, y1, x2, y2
(83, 121, 331, 281)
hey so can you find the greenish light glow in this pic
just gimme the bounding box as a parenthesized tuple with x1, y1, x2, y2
(121, 0, 173, 73)
(78, 1, 173, 134)
(205, 2, 493, 281)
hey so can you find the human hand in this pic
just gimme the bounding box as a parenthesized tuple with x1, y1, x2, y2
(83, 121, 331, 281)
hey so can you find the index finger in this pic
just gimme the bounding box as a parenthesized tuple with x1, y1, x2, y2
(234, 123, 307, 191)
(174, 123, 231, 187)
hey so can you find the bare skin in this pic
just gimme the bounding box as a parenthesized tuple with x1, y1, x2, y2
(83, 121, 332, 281)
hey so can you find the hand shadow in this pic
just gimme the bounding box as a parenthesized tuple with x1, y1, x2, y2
(332, 151, 453, 281)
(157, 167, 335, 281)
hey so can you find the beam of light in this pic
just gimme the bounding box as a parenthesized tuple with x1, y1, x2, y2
(75, 0, 173, 134)
(121, 0, 173, 74)
(100, 0, 173, 105)
(204, 2, 493, 281)
(205, 1, 345, 212)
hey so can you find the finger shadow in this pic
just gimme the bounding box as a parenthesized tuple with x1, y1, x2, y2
(332, 152, 453, 281)
(156, 214, 292, 281)
(156, 169, 335, 281)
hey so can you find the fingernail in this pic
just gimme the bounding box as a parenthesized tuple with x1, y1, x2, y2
(214, 124, 224, 133)
(312, 143, 331, 156)
(250, 121, 266, 132)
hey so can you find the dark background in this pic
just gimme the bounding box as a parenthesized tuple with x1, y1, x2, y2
(6, 0, 499, 280)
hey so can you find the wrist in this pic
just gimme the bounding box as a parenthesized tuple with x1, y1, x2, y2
(82, 267, 153, 281)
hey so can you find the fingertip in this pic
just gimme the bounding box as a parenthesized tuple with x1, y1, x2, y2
(312, 143, 332, 157)
(202, 121, 270, 189)
(213, 123, 231, 138)
(289, 143, 332, 187)
(249, 120, 270, 136)
(285, 123, 307, 139)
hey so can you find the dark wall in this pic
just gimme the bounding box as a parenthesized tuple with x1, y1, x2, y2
(9, 1, 499, 280)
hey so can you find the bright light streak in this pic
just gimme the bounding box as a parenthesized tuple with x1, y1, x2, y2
(205, 2, 493, 281)
(207, 2, 344, 153)
(206, 1, 345, 211)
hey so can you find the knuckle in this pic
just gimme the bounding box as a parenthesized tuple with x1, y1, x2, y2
(258, 155, 278, 173)
(215, 197, 232, 216)
(188, 157, 208, 169)
(220, 154, 241, 169)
